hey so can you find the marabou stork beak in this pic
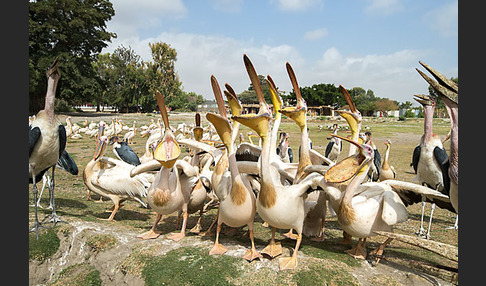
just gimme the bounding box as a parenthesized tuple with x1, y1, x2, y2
(324, 134, 372, 183)
(413, 94, 434, 106)
(108, 136, 118, 145)
(416, 61, 458, 105)
(46, 57, 60, 78)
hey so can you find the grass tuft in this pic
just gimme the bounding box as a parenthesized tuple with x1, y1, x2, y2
(29, 226, 60, 262)
(142, 246, 239, 286)
(52, 263, 102, 286)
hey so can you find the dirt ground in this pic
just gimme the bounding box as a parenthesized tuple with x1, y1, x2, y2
(29, 111, 458, 285)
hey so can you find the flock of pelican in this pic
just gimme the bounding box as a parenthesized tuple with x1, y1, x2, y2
(29, 56, 458, 271)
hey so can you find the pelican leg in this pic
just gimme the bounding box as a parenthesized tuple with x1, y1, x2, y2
(209, 222, 228, 255)
(168, 211, 187, 241)
(311, 220, 326, 242)
(261, 227, 282, 258)
(283, 229, 298, 240)
(137, 214, 162, 239)
(102, 198, 120, 221)
(199, 209, 218, 237)
(190, 208, 204, 234)
(345, 238, 367, 260)
(341, 230, 352, 245)
(242, 225, 263, 261)
(370, 238, 393, 266)
(279, 233, 302, 271)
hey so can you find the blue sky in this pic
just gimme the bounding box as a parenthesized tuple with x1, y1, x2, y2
(102, 0, 458, 105)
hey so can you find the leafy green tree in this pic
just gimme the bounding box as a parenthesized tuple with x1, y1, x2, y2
(145, 42, 181, 109)
(299, 83, 345, 107)
(29, 0, 116, 114)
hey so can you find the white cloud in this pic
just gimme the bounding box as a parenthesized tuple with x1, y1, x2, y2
(107, 0, 187, 40)
(104, 31, 434, 104)
(271, 0, 323, 12)
(303, 28, 328, 40)
(107, 32, 305, 99)
(423, 0, 458, 38)
(306, 47, 431, 104)
(364, 0, 403, 16)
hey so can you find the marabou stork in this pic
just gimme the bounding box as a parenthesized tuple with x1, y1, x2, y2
(363, 131, 381, 182)
(108, 135, 141, 166)
(34, 150, 78, 209)
(29, 58, 67, 238)
(415, 61, 458, 214)
(411, 94, 453, 238)
(276, 132, 293, 163)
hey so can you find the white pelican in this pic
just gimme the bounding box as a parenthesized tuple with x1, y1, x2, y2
(279, 63, 328, 241)
(232, 54, 325, 270)
(314, 134, 450, 265)
(379, 139, 396, 181)
(204, 75, 262, 261)
(134, 91, 199, 242)
(83, 125, 152, 221)
(123, 121, 136, 144)
(29, 58, 67, 238)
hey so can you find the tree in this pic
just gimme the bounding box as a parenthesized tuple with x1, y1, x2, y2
(29, 0, 116, 114)
(145, 42, 181, 109)
(299, 83, 345, 107)
(374, 98, 398, 112)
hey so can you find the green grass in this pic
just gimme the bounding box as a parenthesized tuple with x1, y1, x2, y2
(52, 263, 102, 286)
(292, 260, 360, 286)
(85, 233, 118, 252)
(142, 246, 239, 286)
(29, 226, 60, 262)
(28, 112, 458, 284)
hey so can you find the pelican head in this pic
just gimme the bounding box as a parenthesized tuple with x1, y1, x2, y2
(279, 62, 307, 130)
(153, 90, 181, 168)
(324, 134, 374, 183)
(94, 136, 108, 161)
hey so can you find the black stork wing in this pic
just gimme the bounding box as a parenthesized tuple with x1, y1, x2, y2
(29, 126, 41, 157)
(411, 145, 421, 173)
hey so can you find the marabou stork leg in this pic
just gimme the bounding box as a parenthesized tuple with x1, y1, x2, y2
(425, 203, 436, 239)
(416, 199, 426, 237)
(29, 164, 48, 240)
(42, 166, 66, 227)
